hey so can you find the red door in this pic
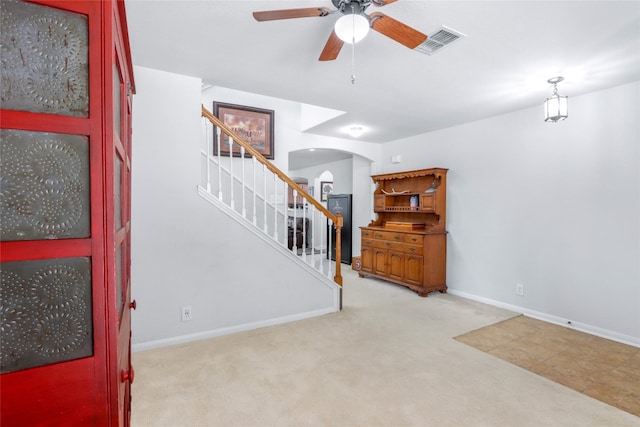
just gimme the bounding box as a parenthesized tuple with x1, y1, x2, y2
(111, 3, 135, 422)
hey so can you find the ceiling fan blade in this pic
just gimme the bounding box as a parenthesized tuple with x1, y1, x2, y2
(372, 0, 399, 6)
(369, 12, 427, 49)
(253, 7, 331, 22)
(319, 30, 344, 61)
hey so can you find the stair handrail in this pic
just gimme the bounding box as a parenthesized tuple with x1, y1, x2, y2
(201, 105, 343, 286)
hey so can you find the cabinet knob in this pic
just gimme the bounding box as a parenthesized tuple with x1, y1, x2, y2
(409, 247, 415, 252)
(130, 300, 137, 310)
(386, 242, 391, 247)
(121, 367, 135, 384)
(411, 237, 417, 242)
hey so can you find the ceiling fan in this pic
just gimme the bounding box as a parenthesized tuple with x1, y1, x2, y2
(252, 0, 428, 61)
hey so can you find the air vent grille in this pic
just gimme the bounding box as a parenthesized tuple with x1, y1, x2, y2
(431, 29, 460, 44)
(415, 26, 466, 55)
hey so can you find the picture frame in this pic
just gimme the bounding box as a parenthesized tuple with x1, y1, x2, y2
(213, 102, 275, 160)
(320, 181, 333, 202)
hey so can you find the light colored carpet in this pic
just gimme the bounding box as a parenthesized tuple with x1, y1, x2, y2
(132, 269, 640, 426)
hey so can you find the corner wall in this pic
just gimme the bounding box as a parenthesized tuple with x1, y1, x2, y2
(381, 81, 640, 345)
(130, 67, 338, 350)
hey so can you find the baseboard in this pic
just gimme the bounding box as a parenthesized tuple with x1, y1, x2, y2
(448, 289, 640, 348)
(132, 306, 338, 352)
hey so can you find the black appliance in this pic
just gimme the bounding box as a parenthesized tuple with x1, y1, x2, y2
(326, 193, 352, 264)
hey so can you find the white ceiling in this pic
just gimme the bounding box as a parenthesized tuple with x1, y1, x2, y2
(125, 0, 640, 164)
(286, 148, 354, 170)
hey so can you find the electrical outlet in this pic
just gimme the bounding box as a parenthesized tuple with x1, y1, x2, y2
(181, 306, 192, 322)
(516, 283, 524, 296)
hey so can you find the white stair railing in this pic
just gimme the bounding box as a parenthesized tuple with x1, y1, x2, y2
(199, 106, 343, 286)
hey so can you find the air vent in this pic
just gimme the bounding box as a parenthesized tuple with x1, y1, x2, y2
(415, 26, 466, 55)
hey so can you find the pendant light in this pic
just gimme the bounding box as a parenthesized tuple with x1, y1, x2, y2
(544, 76, 568, 122)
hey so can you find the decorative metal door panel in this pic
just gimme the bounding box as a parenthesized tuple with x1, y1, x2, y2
(0, 129, 91, 241)
(1, 257, 93, 373)
(0, 0, 89, 117)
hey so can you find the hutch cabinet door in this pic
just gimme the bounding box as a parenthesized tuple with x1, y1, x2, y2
(374, 195, 385, 212)
(372, 248, 389, 277)
(360, 245, 373, 273)
(405, 255, 424, 286)
(388, 251, 405, 282)
(419, 194, 436, 212)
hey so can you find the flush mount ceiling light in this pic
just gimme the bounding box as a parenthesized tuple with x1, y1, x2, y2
(349, 125, 364, 137)
(544, 76, 568, 122)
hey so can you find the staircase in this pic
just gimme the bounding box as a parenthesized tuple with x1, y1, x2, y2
(198, 106, 343, 293)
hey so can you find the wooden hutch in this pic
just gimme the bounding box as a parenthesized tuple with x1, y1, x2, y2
(358, 168, 448, 296)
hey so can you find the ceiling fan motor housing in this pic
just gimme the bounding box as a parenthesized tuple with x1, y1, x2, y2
(332, 0, 371, 15)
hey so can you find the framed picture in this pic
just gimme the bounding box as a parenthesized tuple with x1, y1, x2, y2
(213, 102, 275, 159)
(320, 181, 333, 201)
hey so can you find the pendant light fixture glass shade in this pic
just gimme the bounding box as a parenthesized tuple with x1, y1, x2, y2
(544, 76, 568, 122)
(335, 13, 369, 43)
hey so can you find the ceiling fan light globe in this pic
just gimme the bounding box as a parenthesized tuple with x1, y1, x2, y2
(335, 14, 369, 43)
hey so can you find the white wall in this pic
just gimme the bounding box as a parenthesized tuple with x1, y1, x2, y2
(381, 81, 640, 345)
(131, 65, 639, 347)
(326, 157, 353, 195)
(352, 154, 375, 257)
(291, 157, 353, 195)
(130, 67, 338, 350)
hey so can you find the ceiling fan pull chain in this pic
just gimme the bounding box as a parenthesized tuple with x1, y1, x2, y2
(351, 41, 356, 84)
(351, 8, 357, 84)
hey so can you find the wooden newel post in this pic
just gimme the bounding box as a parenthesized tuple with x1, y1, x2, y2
(334, 212, 343, 286)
